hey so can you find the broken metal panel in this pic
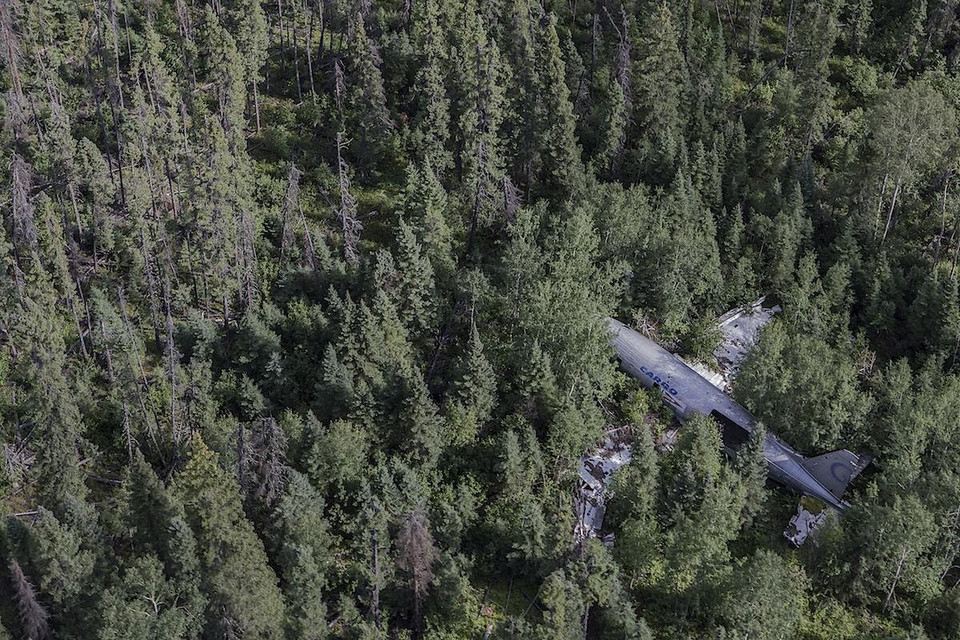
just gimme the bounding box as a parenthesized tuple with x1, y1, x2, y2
(574, 429, 633, 544)
(686, 296, 782, 393)
(784, 498, 832, 547)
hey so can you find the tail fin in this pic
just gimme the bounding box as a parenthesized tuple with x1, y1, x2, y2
(800, 449, 872, 502)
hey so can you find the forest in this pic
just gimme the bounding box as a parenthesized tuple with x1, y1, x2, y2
(2, 0, 960, 637)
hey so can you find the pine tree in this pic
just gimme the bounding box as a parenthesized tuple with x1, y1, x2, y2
(226, 0, 269, 131)
(400, 162, 455, 280)
(410, 0, 451, 174)
(735, 422, 768, 527)
(273, 470, 331, 640)
(452, 0, 508, 252)
(98, 555, 197, 640)
(393, 219, 437, 340)
(123, 454, 206, 635)
(535, 569, 585, 640)
(533, 14, 583, 198)
(9, 560, 50, 640)
(595, 80, 628, 180)
(345, 12, 392, 174)
(631, 2, 686, 185)
(19, 508, 96, 615)
(199, 7, 248, 138)
(174, 434, 286, 639)
(769, 181, 809, 295)
(396, 508, 439, 639)
(718, 550, 808, 639)
(501, 0, 539, 192)
(444, 323, 496, 445)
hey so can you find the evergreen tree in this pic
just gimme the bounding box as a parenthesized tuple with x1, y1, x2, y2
(123, 453, 205, 634)
(630, 3, 686, 185)
(533, 14, 583, 198)
(400, 162, 455, 279)
(273, 470, 331, 640)
(410, 0, 452, 174)
(345, 12, 393, 174)
(444, 323, 496, 445)
(717, 550, 808, 639)
(174, 434, 286, 639)
(394, 219, 437, 340)
(98, 555, 197, 640)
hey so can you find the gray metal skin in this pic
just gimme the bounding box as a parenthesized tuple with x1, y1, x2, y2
(607, 318, 869, 511)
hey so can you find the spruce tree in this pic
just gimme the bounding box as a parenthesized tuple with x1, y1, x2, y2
(631, 2, 686, 185)
(533, 14, 583, 198)
(444, 323, 496, 445)
(174, 434, 286, 639)
(410, 0, 452, 174)
(273, 471, 331, 640)
(400, 162, 455, 280)
(394, 219, 437, 341)
(345, 12, 393, 175)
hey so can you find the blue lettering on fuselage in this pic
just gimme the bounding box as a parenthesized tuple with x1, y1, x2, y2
(638, 365, 679, 396)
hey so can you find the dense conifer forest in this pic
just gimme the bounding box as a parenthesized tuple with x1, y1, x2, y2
(5, 0, 960, 637)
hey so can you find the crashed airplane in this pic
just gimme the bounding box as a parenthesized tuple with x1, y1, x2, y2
(606, 318, 871, 513)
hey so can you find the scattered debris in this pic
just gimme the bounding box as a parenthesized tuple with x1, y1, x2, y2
(784, 497, 831, 547)
(575, 298, 781, 545)
(574, 428, 633, 545)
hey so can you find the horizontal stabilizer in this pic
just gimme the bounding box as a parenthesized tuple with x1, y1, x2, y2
(800, 449, 872, 502)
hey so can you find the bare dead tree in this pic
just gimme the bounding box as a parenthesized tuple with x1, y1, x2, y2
(250, 416, 288, 507)
(162, 273, 184, 451)
(611, 7, 632, 111)
(237, 417, 288, 511)
(237, 185, 258, 312)
(396, 509, 439, 640)
(335, 132, 362, 265)
(117, 286, 164, 455)
(358, 0, 373, 21)
(4, 89, 29, 142)
(401, 0, 412, 31)
(10, 560, 50, 640)
(297, 202, 317, 272)
(333, 58, 346, 115)
(883, 545, 911, 613)
(369, 501, 382, 630)
(235, 421, 249, 494)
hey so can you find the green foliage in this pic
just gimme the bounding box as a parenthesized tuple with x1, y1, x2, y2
(174, 435, 286, 639)
(6, 0, 960, 637)
(717, 550, 808, 640)
(735, 322, 871, 452)
(99, 555, 197, 640)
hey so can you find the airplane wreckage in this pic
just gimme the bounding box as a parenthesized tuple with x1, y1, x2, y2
(577, 299, 872, 547)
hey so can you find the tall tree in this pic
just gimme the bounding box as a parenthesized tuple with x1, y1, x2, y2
(396, 508, 439, 639)
(345, 12, 392, 174)
(533, 13, 583, 198)
(174, 434, 286, 639)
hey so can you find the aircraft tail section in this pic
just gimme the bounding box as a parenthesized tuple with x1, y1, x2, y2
(800, 449, 872, 502)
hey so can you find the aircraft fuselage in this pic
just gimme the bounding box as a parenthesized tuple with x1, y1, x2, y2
(607, 318, 868, 511)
